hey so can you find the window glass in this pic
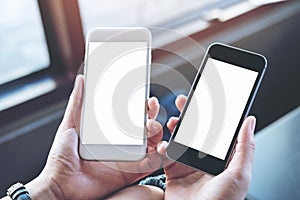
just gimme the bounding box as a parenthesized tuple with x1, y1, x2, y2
(0, 0, 50, 85)
(78, 0, 223, 34)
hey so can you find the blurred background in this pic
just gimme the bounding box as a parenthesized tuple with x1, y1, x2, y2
(0, 0, 299, 198)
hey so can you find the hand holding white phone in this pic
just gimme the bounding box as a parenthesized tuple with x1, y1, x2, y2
(79, 27, 151, 161)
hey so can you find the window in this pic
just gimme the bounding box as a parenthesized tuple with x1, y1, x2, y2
(77, 0, 287, 140)
(0, 0, 287, 130)
(0, 0, 50, 85)
(0, 0, 55, 112)
(0, 0, 84, 129)
(78, 0, 280, 37)
(78, 0, 217, 32)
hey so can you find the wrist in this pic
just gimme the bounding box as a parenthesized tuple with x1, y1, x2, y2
(25, 174, 64, 200)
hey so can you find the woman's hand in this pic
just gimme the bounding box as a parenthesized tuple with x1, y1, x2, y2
(158, 95, 256, 200)
(25, 75, 164, 200)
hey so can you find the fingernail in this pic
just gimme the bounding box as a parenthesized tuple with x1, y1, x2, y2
(70, 76, 78, 96)
(157, 141, 167, 150)
(167, 117, 171, 123)
(250, 117, 256, 133)
(147, 120, 160, 134)
(74, 75, 79, 84)
(73, 75, 83, 101)
(157, 141, 163, 149)
(72, 76, 79, 92)
(166, 117, 171, 125)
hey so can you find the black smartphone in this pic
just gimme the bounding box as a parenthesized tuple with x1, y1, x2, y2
(166, 43, 267, 175)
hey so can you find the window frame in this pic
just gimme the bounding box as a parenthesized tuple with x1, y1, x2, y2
(0, 0, 292, 134)
(0, 0, 85, 132)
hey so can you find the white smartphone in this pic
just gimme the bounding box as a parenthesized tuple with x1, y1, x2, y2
(167, 43, 267, 175)
(79, 27, 151, 161)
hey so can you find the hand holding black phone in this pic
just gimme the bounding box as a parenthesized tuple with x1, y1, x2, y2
(167, 43, 267, 175)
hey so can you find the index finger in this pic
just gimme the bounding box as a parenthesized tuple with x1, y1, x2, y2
(148, 97, 160, 119)
(227, 116, 256, 182)
(175, 94, 187, 112)
(59, 75, 84, 133)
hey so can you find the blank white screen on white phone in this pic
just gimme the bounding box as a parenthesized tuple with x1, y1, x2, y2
(82, 42, 148, 145)
(174, 58, 258, 160)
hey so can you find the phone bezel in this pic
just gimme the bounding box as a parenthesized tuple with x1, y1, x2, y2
(79, 27, 151, 161)
(167, 43, 267, 175)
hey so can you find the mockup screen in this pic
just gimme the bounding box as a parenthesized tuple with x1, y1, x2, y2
(174, 58, 258, 160)
(81, 42, 148, 145)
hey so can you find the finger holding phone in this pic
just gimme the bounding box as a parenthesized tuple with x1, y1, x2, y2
(166, 43, 266, 175)
(2, 42, 266, 200)
(156, 43, 267, 199)
(17, 28, 164, 200)
(157, 95, 257, 200)
(21, 74, 164, 200)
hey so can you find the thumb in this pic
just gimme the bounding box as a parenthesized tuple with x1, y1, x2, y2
(58, 75, 84, 133)
(72, 75, 84, 134)
(227, 116, 256, 180)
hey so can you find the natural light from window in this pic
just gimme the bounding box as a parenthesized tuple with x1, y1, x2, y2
(0, 0, 50, 85)
(79, 0, 284, 37)
(78, 0, 221, 34)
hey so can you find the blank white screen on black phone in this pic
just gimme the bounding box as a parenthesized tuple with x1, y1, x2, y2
(174, 58, 258, 160)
